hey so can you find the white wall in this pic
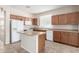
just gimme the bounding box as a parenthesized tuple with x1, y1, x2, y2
(39, 14, 51, 27)
(10, 7, 33, 18)
(0, 5, 33, 44)
(53, 25, 78, 30)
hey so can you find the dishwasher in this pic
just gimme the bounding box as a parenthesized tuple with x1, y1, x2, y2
(46, 30, 53, 41)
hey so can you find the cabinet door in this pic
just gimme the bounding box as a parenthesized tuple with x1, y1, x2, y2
(67, 12, 79, 24)
(32, 18, 37, 25)
(53, 31, 61, 42)
(59, 14, 68, 24)
(52, 15, 59, 25)
(68, 33, 79, 46)
(61, 32, 69, 44)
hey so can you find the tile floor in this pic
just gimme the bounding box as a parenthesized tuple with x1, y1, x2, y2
(0, 40, 79, 53)
(0, 40, 28, 53)
(45, 41, 79, 53)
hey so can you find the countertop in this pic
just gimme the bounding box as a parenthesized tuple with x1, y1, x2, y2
(18, 31, 46, 36)
(33, 28, 79, 33)
(52, 29, 79, 33)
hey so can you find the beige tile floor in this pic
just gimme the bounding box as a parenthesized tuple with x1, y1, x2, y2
(0, 40, 79, 53)
(45, 41, 79, 53)
(0, 40, 28, 53)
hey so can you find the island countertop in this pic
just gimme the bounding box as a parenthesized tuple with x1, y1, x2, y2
(18, 31, 46, 36)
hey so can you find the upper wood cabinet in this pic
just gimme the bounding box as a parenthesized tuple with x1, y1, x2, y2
(52, 12, 79, 25)
(10, 14, 26, 21)
(52, 15, 59, 25)
(32, 18, 37, 25)
(59, 14, 68, 24)
(67, 12, 79, 24)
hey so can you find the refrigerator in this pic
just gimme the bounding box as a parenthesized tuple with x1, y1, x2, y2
(10, 19, 24, 43)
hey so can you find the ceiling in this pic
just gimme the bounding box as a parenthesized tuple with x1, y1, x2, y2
(10, 5, 65, 14)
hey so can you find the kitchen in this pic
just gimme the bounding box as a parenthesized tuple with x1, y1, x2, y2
(0, 5, 79, 53)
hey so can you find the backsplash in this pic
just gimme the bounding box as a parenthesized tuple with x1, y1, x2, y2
(52, 25, 78, 30)
(78, 25, 79, 30)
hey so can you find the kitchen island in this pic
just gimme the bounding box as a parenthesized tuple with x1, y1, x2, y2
(19, 31, 46, 53)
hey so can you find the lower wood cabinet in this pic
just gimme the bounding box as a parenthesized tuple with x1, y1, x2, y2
(53, 31, 61, 42)
(53, 31, 79, 47)
(61, 32, 69, 44)
(68, 32, 79, 46)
